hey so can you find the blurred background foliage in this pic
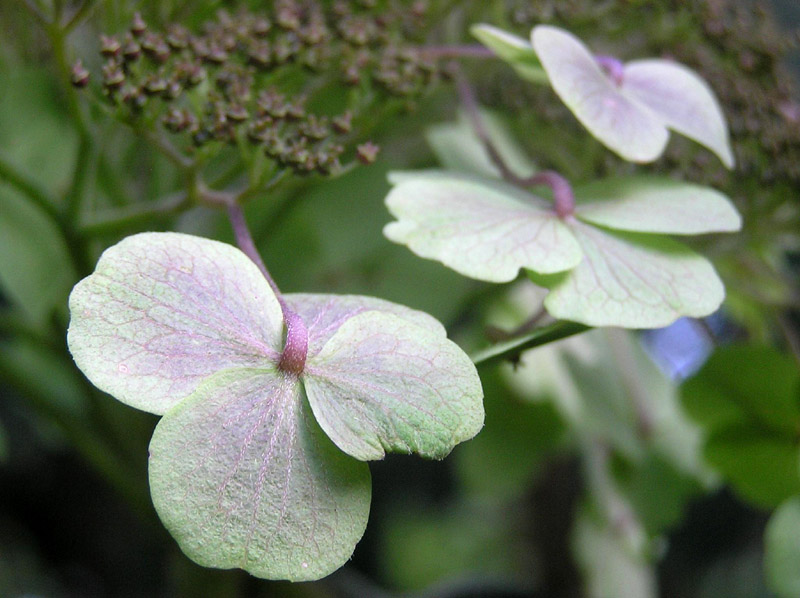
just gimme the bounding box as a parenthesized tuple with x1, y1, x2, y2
(1, 0, 799, 597)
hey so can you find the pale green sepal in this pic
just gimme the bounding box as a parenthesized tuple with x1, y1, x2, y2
(575, 177, 742, 234)
(384, 171, 582, 282)
(148, 368, 371, 582)
(67, 232, 284, 415)
(470, 24, 548, 83)
(623, 59, 735, 169)
(540, 221, 725, 328)
(286, 293, 446, 358)
(531, 25, 668, 163)
(531, 25, 734, 168)
(304, 311, 484, 461)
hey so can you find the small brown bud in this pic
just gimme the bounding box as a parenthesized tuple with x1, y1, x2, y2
(102, 62, 126, 89)
(332, 111, 352, 134)
(192, 128, 213, 147)
(164, 108, 191, 133)
(204, 44, 229, 64)
(247, 41, 272, 69)
(285, 98, 306, 120)
(143, 75, 168, 96)
(186, 63, 206, 87)
(131, 12, 147, 37)
(356, 141, 380, 164)
(100, 34, 122, 58)
(166, 25, 190, 50)
(226, 104, 249, 122)
(276, 1, 301, 31)
(247, 117, 274, 143)
(122, 37, 142, 62)
(252, 17, 272, 37)
(162, 79, 182, 101)
(71, 60, 90, 88)
(300, 115, 329, 140)
(142, 33, 170, 63)
(343, 64, 361, 85)
(410, 1, 428, 19)
(121, 86, 146, 111)
(273, 35, 299, 64)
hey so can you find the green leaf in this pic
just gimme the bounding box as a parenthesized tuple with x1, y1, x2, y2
(149, 368, 371, 582)
(286, 293, 446, 358)
(425, 110, 536, 179)
(765, 496, 800, 598)
(385, 171, 736, 328)
(304, 311, 484, 460)
(531, 25, 734, 167)
(68, 232, 285, 415)
(682, 345, 800, 509)
(575, 177, 741, 234)
(470, 24, 548, 83)
(539, 222, 725, 328)
(703, 427, 800, 508)
(681, 345, 800, 435)
(0, 68, 78, 193)
(0, 189, 76, 327)
(384, 171, 582, 282)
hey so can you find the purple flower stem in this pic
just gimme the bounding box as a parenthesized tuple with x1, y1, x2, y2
(453, 63, 522, 184)
(529, 171, 575, 218)
(453, 64, 575, 218)
(227, 202, 308, 375)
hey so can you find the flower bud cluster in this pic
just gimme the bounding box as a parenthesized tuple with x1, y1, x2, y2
(74, 1, 441, 176)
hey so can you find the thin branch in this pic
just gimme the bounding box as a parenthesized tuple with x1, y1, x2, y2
(66, 134, 94, 222)
(485, 307, 547, 343)
(453, 62, 523, 184)
(79, 191, 190, 236)
(226, 201, 308, 374)
(452, 62, 576, 213)
(63, 0, 97, 32)
(0, 153, 61, 221)
(582, 438, 649, 557)
(23, 0, 50, 25)
(416, 45, 496, 60)
(471, 320, 590, 366)
(141, 129, 194, 171)
(226, 201, 280, 297)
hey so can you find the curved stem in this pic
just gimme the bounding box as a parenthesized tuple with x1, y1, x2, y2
(226, 202, 308, 375)
(63, 0, 97, 33)
(471, 320, 590, 366)
(529, 171, 576, 218)
(0, 153, 60, 221)
(454, 64, 577, 217)
(79, 191, 190, 236)
(453, 63, 522, 184)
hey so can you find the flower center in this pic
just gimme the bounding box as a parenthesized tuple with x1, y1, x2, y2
(595, 54, 625, 87)
(278, 309, 308, 375)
